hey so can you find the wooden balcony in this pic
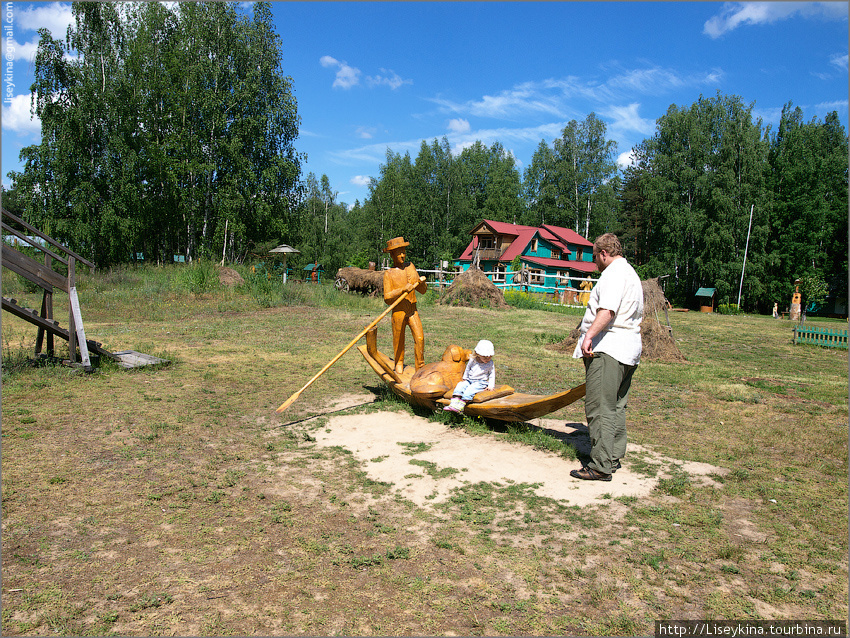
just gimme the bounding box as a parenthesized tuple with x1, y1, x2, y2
(474, 248, 503, 261)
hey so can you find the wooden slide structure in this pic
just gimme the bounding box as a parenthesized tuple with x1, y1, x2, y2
(2, 208, 164, 371)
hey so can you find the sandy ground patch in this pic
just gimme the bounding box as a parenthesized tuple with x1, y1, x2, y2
(307, 398, 727, 508)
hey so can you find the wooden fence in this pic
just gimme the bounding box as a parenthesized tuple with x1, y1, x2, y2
(792, 325, 848, 349)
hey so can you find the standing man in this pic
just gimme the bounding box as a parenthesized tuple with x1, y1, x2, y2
(383, 237, 428, 374)
(571, 233, 643, 482)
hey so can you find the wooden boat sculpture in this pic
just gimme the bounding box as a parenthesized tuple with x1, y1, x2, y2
(357, 326, 586, 422)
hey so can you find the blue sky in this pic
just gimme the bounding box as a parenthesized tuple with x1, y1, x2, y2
(2, 2, 848, 207)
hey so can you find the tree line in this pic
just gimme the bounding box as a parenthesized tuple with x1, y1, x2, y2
(5, 2, 847, 312)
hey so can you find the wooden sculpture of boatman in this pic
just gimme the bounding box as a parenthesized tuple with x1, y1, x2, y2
(383, 237, 428, 374)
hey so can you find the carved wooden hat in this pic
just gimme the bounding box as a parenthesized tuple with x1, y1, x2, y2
(383, 236, 409, 253)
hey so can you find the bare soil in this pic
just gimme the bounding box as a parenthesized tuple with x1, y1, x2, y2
(312, 394, 725, 510)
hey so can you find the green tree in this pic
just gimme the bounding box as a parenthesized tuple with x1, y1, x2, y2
(630, 93, 770, 308)
(521, 140, 557, 226)
(524, 113, 619, 237)
(766, 104, 848, 311)
(10, 1, 301, 266)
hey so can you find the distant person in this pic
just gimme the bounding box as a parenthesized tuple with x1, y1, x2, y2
(444, 340, 496, 413)
(773, 302, 778, 319)
(579, 277, 593, 306)
(383, 237, 428, 374)
(571, 233, 643, 482)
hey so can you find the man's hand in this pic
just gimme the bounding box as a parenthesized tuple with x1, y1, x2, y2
(581, 308, 615, 358)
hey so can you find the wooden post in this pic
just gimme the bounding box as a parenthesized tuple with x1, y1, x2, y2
(68, 257, 77, 363)
(66, 256, 92, 370)
(36, 252, 55, 356)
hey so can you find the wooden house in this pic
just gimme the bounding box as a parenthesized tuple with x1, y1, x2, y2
(455, 220, 597, 293)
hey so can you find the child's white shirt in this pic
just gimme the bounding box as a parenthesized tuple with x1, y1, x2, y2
(463, 356, 495, 389)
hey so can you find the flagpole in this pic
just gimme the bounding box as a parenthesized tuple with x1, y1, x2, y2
(737, 204, 754, 308)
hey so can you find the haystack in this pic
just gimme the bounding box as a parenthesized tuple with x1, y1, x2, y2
(549, 277, 686, 362)
(438, 266, 509, 309)
(335, 267, 384, 296)
(219, 267, 244, 287)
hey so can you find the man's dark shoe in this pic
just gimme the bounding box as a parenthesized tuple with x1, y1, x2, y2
(570, 466, 612, 482)
(612, 460, 622, 472)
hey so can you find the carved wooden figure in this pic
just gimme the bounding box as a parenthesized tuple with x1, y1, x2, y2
(408, 344, 472, 399)
(383, 237, 428, 373)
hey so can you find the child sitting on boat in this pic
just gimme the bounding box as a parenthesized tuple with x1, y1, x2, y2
(444, 340, 495, 413)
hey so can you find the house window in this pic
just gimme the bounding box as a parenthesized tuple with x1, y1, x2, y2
(530, 238, 538, 252)
(493, 264, 506, 282)
(528, 269, 544, 285)
(479, 235, 496, 250)
(552, 249, 561, 260)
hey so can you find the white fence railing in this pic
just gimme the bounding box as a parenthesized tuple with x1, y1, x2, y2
(402, 267, 599, 298)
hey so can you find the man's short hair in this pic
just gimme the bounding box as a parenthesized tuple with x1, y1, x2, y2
(594, 233, 622, 257)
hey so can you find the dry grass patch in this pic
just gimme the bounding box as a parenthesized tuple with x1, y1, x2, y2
(1, 267, 847, 635)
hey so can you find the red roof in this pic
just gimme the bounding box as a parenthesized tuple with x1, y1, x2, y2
(458, 220, 594, 265)
(540, 224, 593, 248)
(522, 256, 597, 274)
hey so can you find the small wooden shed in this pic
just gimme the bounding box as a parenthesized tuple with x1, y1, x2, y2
(695, 287, 716, 313)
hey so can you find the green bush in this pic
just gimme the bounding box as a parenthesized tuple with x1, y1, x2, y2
(504, 290, 584, 316)
(174, 260, 220, 295)
(717, 303, 741, 315)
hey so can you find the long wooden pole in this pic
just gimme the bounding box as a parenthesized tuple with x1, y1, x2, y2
(276, 276, 424, 413)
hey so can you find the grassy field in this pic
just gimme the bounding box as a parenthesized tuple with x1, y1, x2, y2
(2, 263, 847, 636)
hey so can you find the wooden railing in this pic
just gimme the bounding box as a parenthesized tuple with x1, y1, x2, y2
(2, 208, 104, 369)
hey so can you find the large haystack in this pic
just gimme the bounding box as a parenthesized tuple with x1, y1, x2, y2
(335, 267, 384, 296)
(640, 277, 687, 362)
(549, 277, 686, 362)
(438, 266, 509, 309)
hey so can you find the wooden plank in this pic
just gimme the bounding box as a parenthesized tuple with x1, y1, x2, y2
(2, 296, 114, 359)
(1, 208, 95, 269)
(68, 286, 91, 368)
(111, 351, 169, 369)
(3, 296, 67, 335)
(1, 221, 69, 265)
(2, 244, 66, 292)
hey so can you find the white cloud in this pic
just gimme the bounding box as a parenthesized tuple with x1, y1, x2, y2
(605, 66, 724, 97)
(2, 94, 40, 136)
(350, 175, 371, 187)
(320, 55, 361, 89)
(16, 2, 74, 39)
(431, 86, 565, 120)
(5, 36, 41, 63)
(704, 2, 848, 39)
(430, 66, 722, 123)
(366, 69, 412, 90)
(599, 103, 656, 136)
(813, 99, 849, 114)
(617, 150, 637, 170)
(830, 53, 849, 71)
(355, 126, 376, 139)
(447, 118, 470, 134)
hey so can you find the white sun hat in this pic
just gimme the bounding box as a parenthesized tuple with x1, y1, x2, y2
(474, 339, 495, 357)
